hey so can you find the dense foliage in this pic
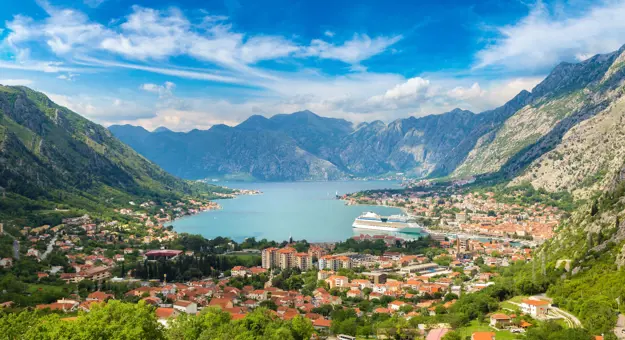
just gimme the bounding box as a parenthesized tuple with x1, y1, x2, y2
(0, 303, 314, 340)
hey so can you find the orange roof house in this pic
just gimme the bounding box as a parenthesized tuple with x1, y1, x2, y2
(472, 332, 495, 340)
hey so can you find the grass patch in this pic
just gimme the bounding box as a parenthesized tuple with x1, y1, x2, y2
(508, 296, 528, 303)
(500, 301, 521, 311)
(456, 320, 519, 340)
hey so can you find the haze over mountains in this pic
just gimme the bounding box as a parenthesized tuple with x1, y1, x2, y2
(110, 45, 625, 189)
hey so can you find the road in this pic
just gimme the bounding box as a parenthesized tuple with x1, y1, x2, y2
(41, 234, 58, 260)
(614, 314, 625, 339)
(508, 296, 582, 328)
(531, 294, 582, 327)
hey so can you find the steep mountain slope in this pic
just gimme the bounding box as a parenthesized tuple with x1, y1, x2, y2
(454, 46, 625, 180)
(511, 93, 625, 198)
(521, 166, 625, 334)
(110, 113, 347, 181)
(333, 109, 482, 176)
(0, 85, 223, 215)
(508, 49, 625, 198)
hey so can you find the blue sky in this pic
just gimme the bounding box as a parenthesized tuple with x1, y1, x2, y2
(1, 0, 624, 131)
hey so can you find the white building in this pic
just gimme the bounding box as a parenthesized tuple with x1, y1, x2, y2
(521, 299, 550, 317)
(173, 300, 198, 314)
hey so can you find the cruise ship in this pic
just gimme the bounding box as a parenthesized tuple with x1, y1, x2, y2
(352, 212, 421, 233)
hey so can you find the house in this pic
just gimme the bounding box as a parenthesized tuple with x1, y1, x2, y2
(155, 307, 178, 326)
(80, 266, 111, 281)
(209, 298, 234, 309)
(388, 300, 406, 311)
(471, 332, 495, 340)
(27, 248, 40, 259)
(489, 313, 511, 328)
(248, 290, 268, 301)
(325, 275, 348, 289)
(520, 299, 550, 317)
(87, 291, 114, 302)
(312, 318, 332, 331)
(0, 258, 13, 268)
(346, 290, 362, 298)
(231, 266, 249, 277)
(369, 292, 382, 300)
(0, 302, 14, 308)
(173, 300, 197, 314)
(36, 300, 78, 313)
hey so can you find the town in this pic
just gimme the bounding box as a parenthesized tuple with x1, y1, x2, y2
(342, 186, 567, 244)
(0, 194, 574, 340)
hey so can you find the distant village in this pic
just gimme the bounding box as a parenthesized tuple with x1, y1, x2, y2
(343, 189, 563, 243)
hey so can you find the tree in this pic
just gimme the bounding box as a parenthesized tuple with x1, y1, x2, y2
(0, 301, 164, 340)
(73, 300, 165, 340)
(260, 300, 278, 311)
(167, 307, 231, 340)
(289, 315, 314, 340)
(443, 331, 462, 340)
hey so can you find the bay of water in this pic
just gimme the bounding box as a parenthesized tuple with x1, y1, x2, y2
(171, 181, 406, 242)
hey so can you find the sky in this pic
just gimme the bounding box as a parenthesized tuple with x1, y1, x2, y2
(0, 0, 624, 131)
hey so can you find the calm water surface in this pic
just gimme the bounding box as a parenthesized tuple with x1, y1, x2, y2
(171, 181, 404, 242)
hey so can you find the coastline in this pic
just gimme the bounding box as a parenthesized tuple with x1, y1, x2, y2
(341, 198, 537, 246)
(168, 189, 263, 224)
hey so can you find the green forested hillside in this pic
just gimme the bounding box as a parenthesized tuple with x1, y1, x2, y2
(512, 174, 625, 333)
(0, 85, 229, 224)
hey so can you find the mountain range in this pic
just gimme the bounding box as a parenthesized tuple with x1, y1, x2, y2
(111, 45, 625, 192)
(109, 96, 530, 181)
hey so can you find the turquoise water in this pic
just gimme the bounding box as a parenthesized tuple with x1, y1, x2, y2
(171, 181, 408, 242)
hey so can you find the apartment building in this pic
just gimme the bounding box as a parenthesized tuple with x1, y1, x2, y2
(262, 247, 312, 271)
(319, 255, 352, 271)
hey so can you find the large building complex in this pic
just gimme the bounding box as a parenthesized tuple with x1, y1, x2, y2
(319, 255, 352, 271)
(261, 247, 312, 271)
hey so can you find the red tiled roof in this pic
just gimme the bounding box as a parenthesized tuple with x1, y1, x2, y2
(313, 318, 331, 328)
(156, 307, 175, 319)
(521, 299, 549, 306)
(472, 332, 495, 340)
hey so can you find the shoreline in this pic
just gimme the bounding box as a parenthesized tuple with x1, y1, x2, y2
(170, 181, 411, 243)
(341, 198, 537, 246)
(168, 189, 263, 224)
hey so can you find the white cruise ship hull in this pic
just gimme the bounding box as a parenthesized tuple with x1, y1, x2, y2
(352, 223, 401, 232)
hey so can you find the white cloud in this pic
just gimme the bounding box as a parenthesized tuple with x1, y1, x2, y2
(3, 3, 398, 79)
(239, 36, 301, 64)
(57, 73, 79, 81)
(0, 78, 33, 86)
(0, 60, 80, 73)
(84, 0, 106, 8)
(6, 2, 109, 56)
(46, 92, 155, 121)
(99, 6, 188, 60)
(94, 74, 542, 131)
(305, 33, 403, 65)
(476, 1, 625, 70)
(324, 30, 335, 38)
(74, 57, 243, 84)
(140, 81, 175, 97)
